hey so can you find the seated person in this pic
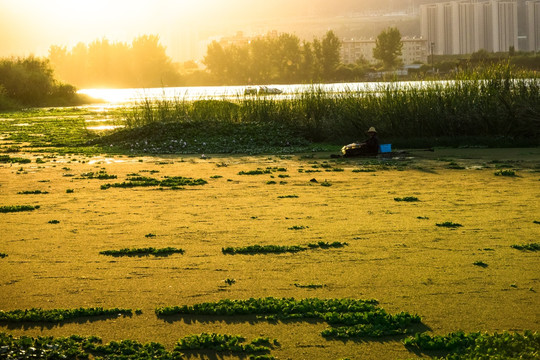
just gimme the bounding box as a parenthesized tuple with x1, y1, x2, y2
(341, 127, 379, 157)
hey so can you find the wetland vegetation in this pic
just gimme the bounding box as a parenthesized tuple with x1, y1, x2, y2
(0, 60, 539, 359)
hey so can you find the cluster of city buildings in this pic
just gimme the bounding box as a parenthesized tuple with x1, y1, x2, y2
(420, 0, 540, 55)
(213, 0, 540, 67)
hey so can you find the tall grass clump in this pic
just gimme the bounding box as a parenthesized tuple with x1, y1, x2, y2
(98, 62, 539, 153)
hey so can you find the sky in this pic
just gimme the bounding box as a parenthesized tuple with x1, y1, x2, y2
(0, 0, 420, 60)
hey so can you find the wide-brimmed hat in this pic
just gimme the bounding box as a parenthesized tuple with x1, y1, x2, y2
(366, 127, 377, 133)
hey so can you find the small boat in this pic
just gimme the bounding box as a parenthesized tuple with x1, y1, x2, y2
(244, 86, 282, 95)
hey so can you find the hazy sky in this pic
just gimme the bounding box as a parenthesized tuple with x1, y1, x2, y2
(0, 0, 416, 59)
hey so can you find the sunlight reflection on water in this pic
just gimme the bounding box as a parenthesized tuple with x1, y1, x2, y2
(76, 82, 411, 104)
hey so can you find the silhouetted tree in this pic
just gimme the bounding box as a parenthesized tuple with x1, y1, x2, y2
(320, 30, 342, 80)
(48, 35, 182, 88)
(373, 27, 403, 70)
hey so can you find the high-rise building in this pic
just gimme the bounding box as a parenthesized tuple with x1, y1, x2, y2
(420, 0, 520, 55)
(526, 1, 540, 51)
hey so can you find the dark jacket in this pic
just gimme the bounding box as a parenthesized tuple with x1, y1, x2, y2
(364, 135, 379, 154)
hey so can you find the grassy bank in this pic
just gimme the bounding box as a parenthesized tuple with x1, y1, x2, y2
(89, 63, 539, 154)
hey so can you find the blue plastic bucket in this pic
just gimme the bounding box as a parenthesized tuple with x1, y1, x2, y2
(380, 144, 392, 153)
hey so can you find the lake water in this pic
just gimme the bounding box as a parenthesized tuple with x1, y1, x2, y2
(77, 81, 432, 104)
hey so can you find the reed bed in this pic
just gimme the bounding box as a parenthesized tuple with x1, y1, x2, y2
(108, 64, 539, 152)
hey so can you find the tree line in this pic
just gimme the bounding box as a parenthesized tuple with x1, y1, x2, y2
(203, 30, 342, 85)
(0, 56, 89, 110)
(48, 35, 182, 89)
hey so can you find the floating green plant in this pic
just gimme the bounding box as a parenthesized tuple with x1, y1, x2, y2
(436, 221, 463, 228)
(473, 261, 488, 268)
(0, 205, 40, 213)
(48, 220, 60, 224)
(156, 297, 420, 339)
(511, 243, 540, 251)
(145, 233, 156, 238)
(66, 189, 74, 193)
(222, 245, 305, 255)
(403, 330, 539, 359)
(320, 181, 332, 187)
(224, 278, 236, 286)
(101, 175, 207, 190)
(277, 195, 298, 198)
(417, 216, 429, 220)
(175, 333, 275, 355)
(222, 241, 347, 255)
(294, 283, 324, 289)
(288, 225, 306, 230)
(0, 253, 7, 258)
(99, 247, 185, 257)
(17, 190, 49, 195)
(238, 169, 272, 175)
(494, 169, 516, 177)
(0, 307, 133, 323)
(352, 168, 376, 173)
(266, 180, 276, 185)
(394, 196, 419, 202)
(80, 170, 117, 179)
(447, 161, 465, 169)
(0, 155, 31, 164)
(210, 175, 223, 179)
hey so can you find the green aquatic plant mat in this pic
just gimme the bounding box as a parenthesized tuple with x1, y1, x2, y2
(0, 307, 133, 323)
(403, 330, 539, 359)
(0, 205, 39, 213)
(222, 241, 347, 255)
(156, 297, 421, 339)
(511, 243, 540, 251)
(99, 247, 185, 257)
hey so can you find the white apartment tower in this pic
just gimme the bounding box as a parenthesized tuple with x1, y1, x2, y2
(527, 1, 540, 51)
(420, 0, 519, 55)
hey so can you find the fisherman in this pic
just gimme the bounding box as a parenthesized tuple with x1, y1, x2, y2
(340, 127, 380, 157)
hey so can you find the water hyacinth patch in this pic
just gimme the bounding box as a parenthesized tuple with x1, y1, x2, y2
(447, 161, 465, 170)
(511, 243, 540, 251)
(0, 333, 179, 359)
(222, 244, 306, 255)
(0, 307, 133, 323)
(0, 205, 40, 213)
(352, 168, 376, 173)
(277, 194, 298, 198)
(80, 170, 117, 179)
(436, 221, 463, 228)
(494, 169, 517, 177)
(99, 247, 185, 257)
(288, 225, 306, 230)
(473, 261, 488, 268)
(403, 330, 539, 359)
(0, 155, 31, 164)
(48, 220, 60, 224)
(0, 253, 7, 258)
(17, 190, 49, 195)
(175, 333, 276, 355)
(155, 297, 421, 339)
(394, 196, 419, 202)
(294, 283, 325, 289)
(101, 175, 207, 190)
(222, 241, 347, 255)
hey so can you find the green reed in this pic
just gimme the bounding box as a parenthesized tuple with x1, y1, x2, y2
(118, 63, 539, 149)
